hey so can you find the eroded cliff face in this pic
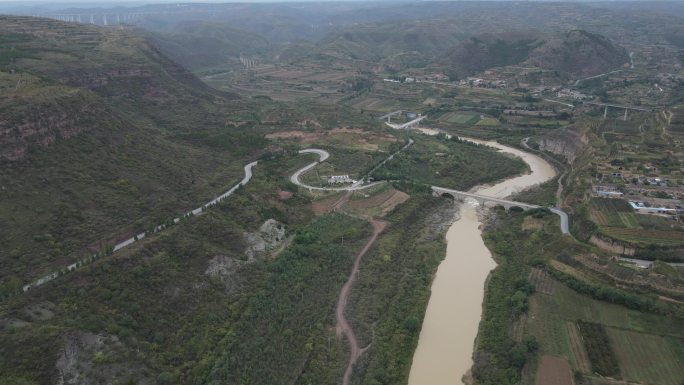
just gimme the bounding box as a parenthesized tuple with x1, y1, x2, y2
(0, 89, 113, 161)
(537, 128, 588, 164)
(0, 16, 241, 163)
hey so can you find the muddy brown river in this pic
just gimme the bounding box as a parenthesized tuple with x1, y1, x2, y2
(407, 133, 556, 385)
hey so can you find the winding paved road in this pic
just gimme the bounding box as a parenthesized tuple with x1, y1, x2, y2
(23, 161, 259, 292)
(21, 139, 414, 293)
(291, 138, 414, 192)
(290, 149, 383, 191)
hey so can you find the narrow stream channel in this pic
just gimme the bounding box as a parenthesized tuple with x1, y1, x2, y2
(407, 134, 557, 385)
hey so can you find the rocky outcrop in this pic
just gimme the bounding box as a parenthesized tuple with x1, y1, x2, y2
(537, 128, 588, 164)
(244, 219, 286, 260)
(61, 68, 154, 90)
(56, 331, 151, 385)
(205, 219, 286, 291)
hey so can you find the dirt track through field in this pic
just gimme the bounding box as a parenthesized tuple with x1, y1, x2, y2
(337, 219, 386, 385)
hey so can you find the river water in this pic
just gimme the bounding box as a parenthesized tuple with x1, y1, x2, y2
(407, 134, 556, 385)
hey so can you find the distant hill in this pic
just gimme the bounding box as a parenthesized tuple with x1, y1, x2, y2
(527, 30, 629, 77)
(278, 18, 467, 71)
(441, 32, 541, 79)
(443, 29, 627, 78)
(280, 17, 627, 79)
(146, 21, 271, 72)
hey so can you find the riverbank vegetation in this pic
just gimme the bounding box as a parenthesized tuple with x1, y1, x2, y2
(344, 195, 454, 385)
(511, 177, 558, 207)
(371, 134, 528, 190)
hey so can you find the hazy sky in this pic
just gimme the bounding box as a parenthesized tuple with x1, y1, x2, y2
(0, 0, 649, 3)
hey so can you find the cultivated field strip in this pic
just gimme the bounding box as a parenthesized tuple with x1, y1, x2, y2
(565, 321, 592, 373)
(529, 268, 556, 295)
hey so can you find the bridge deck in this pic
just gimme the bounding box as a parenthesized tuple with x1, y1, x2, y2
(377, 110, 403, 120)
(583, 102, 654, 112)
(432, 186, 539, 209)
(431, 186, 569, 234)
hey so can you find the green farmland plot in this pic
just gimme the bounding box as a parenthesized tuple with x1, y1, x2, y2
(589, 198, 684, 246)
(590, 198, 637, 227)
(607, 328, 684, 385)
(600, 227, 684, 247)
(440, 112, 480, 125)
(528, 280, 684, 383)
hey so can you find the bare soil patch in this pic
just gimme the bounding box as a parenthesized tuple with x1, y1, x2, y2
(347, 188, 410, 218)
(277, 190, 293, 200)
(311, 194, 346, 216)
(522, 216, 545, 231)
(535, 356, 574, 385)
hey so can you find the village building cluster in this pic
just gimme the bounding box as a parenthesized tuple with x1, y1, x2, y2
(460, 77, 507, 89)
(327, 174, 356, 185)
(592, 162, 684, 218)
(556, 88, 591, 100)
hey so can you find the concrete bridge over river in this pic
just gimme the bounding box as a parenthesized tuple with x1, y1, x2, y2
(431, 186, 570, 234)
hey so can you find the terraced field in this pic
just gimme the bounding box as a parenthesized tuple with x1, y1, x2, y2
(601, 227, 684, 246)
(527, 280, 684, 384)
(590, 198, 684, 246)
(439, 112, 480, 125)
(566, 322, 591, 373)
(475, 116, 501, 126)
(607, 263, 639, 281)
(590, 198, 635, 227)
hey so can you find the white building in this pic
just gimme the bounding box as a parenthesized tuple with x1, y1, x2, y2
(629, 201, 679, 214)
(328, 175, 355, 184)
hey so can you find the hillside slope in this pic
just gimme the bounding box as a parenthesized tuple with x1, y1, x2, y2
(0, 16, 264, 291)
(282, 19, 626, 78)
(527, 30, 629, 77)
(441, 32, 541, 78)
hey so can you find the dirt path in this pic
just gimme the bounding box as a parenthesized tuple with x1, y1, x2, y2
(337, 218, 386, 385)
